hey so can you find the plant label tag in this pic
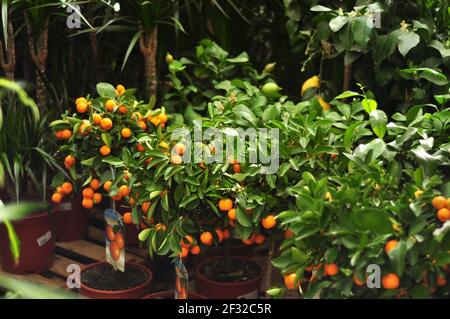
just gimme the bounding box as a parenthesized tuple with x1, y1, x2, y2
(238, 289, 259, 299)
(104, 208, 125, 272)
(36, 230, 52, 247)
(174, 257, 188, 299)
(58, 202, 72, 211)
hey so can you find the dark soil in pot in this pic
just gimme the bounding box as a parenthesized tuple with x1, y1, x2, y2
(195, 256, 263, 299)
(80, 262, 152, 299)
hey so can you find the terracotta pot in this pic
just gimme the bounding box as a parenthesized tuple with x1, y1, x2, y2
(53, 195, 89, 242)
(116, 202, 140, 246)
(80, 262, 153, 299)
(195, 256, 263, 299)
(0, 210, 55, 274)
(143, 290, 207, 299)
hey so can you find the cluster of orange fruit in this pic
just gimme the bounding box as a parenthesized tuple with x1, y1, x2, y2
(106, 225, 124, 261)
(54, 128, 73, 140)
(170, 142, 185, 165)
(51, 181, 73, 203)
(64, 155, 76, 169)
(80, 178, 103, 209)
(179, 235, 202, 258)
(431, 195, 450, 222)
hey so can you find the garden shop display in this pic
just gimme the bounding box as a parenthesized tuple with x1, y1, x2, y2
(0, 0, 449, 302)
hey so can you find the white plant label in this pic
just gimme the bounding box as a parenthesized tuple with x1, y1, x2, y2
(59, 202, 72, 211)
(37, 230, 52, 247)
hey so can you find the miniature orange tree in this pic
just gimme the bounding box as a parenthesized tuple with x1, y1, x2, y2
(49, 83, 169, 228)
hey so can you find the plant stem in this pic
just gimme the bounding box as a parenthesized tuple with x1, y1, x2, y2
(262, 239, 275, 295)
(139, 26, 158, 98)
(343, 62, 352, 91)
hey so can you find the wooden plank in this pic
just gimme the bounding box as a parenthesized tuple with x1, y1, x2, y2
(56, 239, 147, 264)
(50, 255, 85, 278)
(0, 269, 66, 289)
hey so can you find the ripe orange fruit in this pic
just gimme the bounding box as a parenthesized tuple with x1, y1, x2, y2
(82, 187, 94, 199)
(100, 118, 113, 130)
(82, 198, 94, 209)
(89, 178, 100, 190)
(200, 231, 213, 246)
(414, 190, 423, 199)
(155, 223, 167, 232)
(284, 229, 294, 239)
(55, 130, 64, 140)
(174, 143, 186, 156)
(190, 245, 200, 255)
(233, 164, 241, 173)
(119, 185, 130, 197)
(132, 112, 143, 121)
(76, 97, 87, 105)
(65, 155, 76, 167)
(56, 186, 63, 194)
(284, 273, 299, 290)
(76, 102, 88, 113)
(382, 273, 400, 290)
(385, 239, 399, 254)
(142, 201, 151, 215)
(324, 263, 339, 276)
(93, 113, 102, 125)
(180, 246, 189, 258)
(51, 192, 63, 203)
(227, 208, 236, 220)
(111, 194, 122, 201)
(436, 276, 447, 286)
(121, 127, 131, 138)
(148, 116, 160, 126)
(123, 212, 133, 224)
(78, 121, 91, 136)
(215, 229, 224, 243)
(432, 196, 447, 210)
(115, 232, 124, 249)
(109, 241, 121, 261)
(171, 154, 183, 165)
(219, 198, 233, 212)
(181, 235, 194, 248)
(242, 237, 254, 245)
(61, 182, 73, 195)
(118, 106, 128, 114)
(103, 180, 112, 192)
(93, 193, 102, 204)
(105, 99, 116, 112)
(62, 129, 72, 140)
(223, 229, 230, 239)
(253, 233, 266, 245)
(100, 145, 111, 156)
(106, 225, 116, 242)
(353, 274, 365, 286)
(137, 143, 145, 152)
(437, 208, 450, 222)
(158, 113, 168, 124)
(116, 84, 125, 95)
(137, 120, 147, 131)
(261, 215, 277, 229)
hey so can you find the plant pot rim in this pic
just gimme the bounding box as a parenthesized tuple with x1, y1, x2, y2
(195, 255, 263, 287)
(80, 261, 153, 296)
(142, 290, 207, 299)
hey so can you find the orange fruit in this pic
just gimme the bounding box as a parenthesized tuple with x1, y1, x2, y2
(123, 212, 133, 224)
(219, 199, 233, 212)
(137, 143, 145, 152)
(100, 145, 111, 156)
(76, 102, 88, 113)
(242, 237, 254, 245)
(103, 180, 112, 192)
(190, 245, 200, 255)
(142, 201, 151, 215)
(111, 194, 122, 201)
(78, 121, 91, 136)
(284, 274, 299, 290)
(82, 187, 94, 199)
(233, 164, 241, 173)
(227, 208, 236, 220)
(171, 154, 183, 165)
(180, 246, 189, 258)
(385, 239, 399, 254)
(223, 229, 230, 239)
(61, 182, 73, 195)
(121, 128, 131, 138)
(106, 225, 116, 242)
(93, 193, 102, 204)
(436, 276, 447, 286)
(181, 235, 194, 248)
(353, 274, 365, 286)
(65, 155, 76, 167)
(56, 186, 63, 194)
(55, 130, 64, 140)
(215, 229, 224, 243)
(149, 116, 161, 126)
(51, 192, 63, 203)
(118, 106, 128, 114)
(105, 99, 116, 112)
(109, 241, 121, 261)
(432, 196, 447, 210)
(62, 129, 72, 140)
(119, 185, 130, 197)
(324, 263, 339, 276)
(200, 231, 213, 246)
(132, 112, 143, 121)
(137, 120, 147, 130)
(115, 232, 124, 249)
(93, 113, 102, 125)
(100, 118, 113, 131)
(414, 190, 423, 199)
(174, 143, 186, 156)
(382, 273, 400, 290)
(253, 233, 266, 245)
(75, 97, 87, 105)
(89, 178, 100, 190)
(116, 84, 125, 95)
(437, 208, 450, 222)
(82, 198, 94, 209)
(284, 229, 294, 239)
(155, 223, 167, 232)
(158, 113, 168, 124)
(128, 197, 136, 206)
(261, 215, 277, 229)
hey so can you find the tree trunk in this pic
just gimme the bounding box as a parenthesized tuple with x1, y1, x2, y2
(139, 26, 158, 97)
(343, 63, 352, 91)
(25, 16, 49, 109)
(262, 239, 275, 296)
(0, 21, 16, 81)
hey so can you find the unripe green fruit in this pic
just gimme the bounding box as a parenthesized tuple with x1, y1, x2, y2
(165, 52, 174, 64)
(261, 82, 281, 97)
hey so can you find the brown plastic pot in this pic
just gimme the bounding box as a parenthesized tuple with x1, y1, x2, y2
(116, 202, 140, 246)
(143, 290, 207, 299)
(80, 262, 153, 299)
(195, 256, 263, 299)
(0, 210, 55, 274)
(53, 195, 89, 242)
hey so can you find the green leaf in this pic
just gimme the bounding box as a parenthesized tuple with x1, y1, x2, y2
(398, 31, 420, 57)
(96, 82, 116, 98)
(351, 16, 373, 47)
(236, 206, 252, 227)
(334, 91, 361, 100)
(369, 110, 387, 138)
(121, 31, 143, 71)
(353, 208, 392, 234)
(388, 240, 407, 275)
(310, 5, 332, 12)
(226, 52, 249, 63)
(329, 15, 348, 32)
(361, 98, 377, 114)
